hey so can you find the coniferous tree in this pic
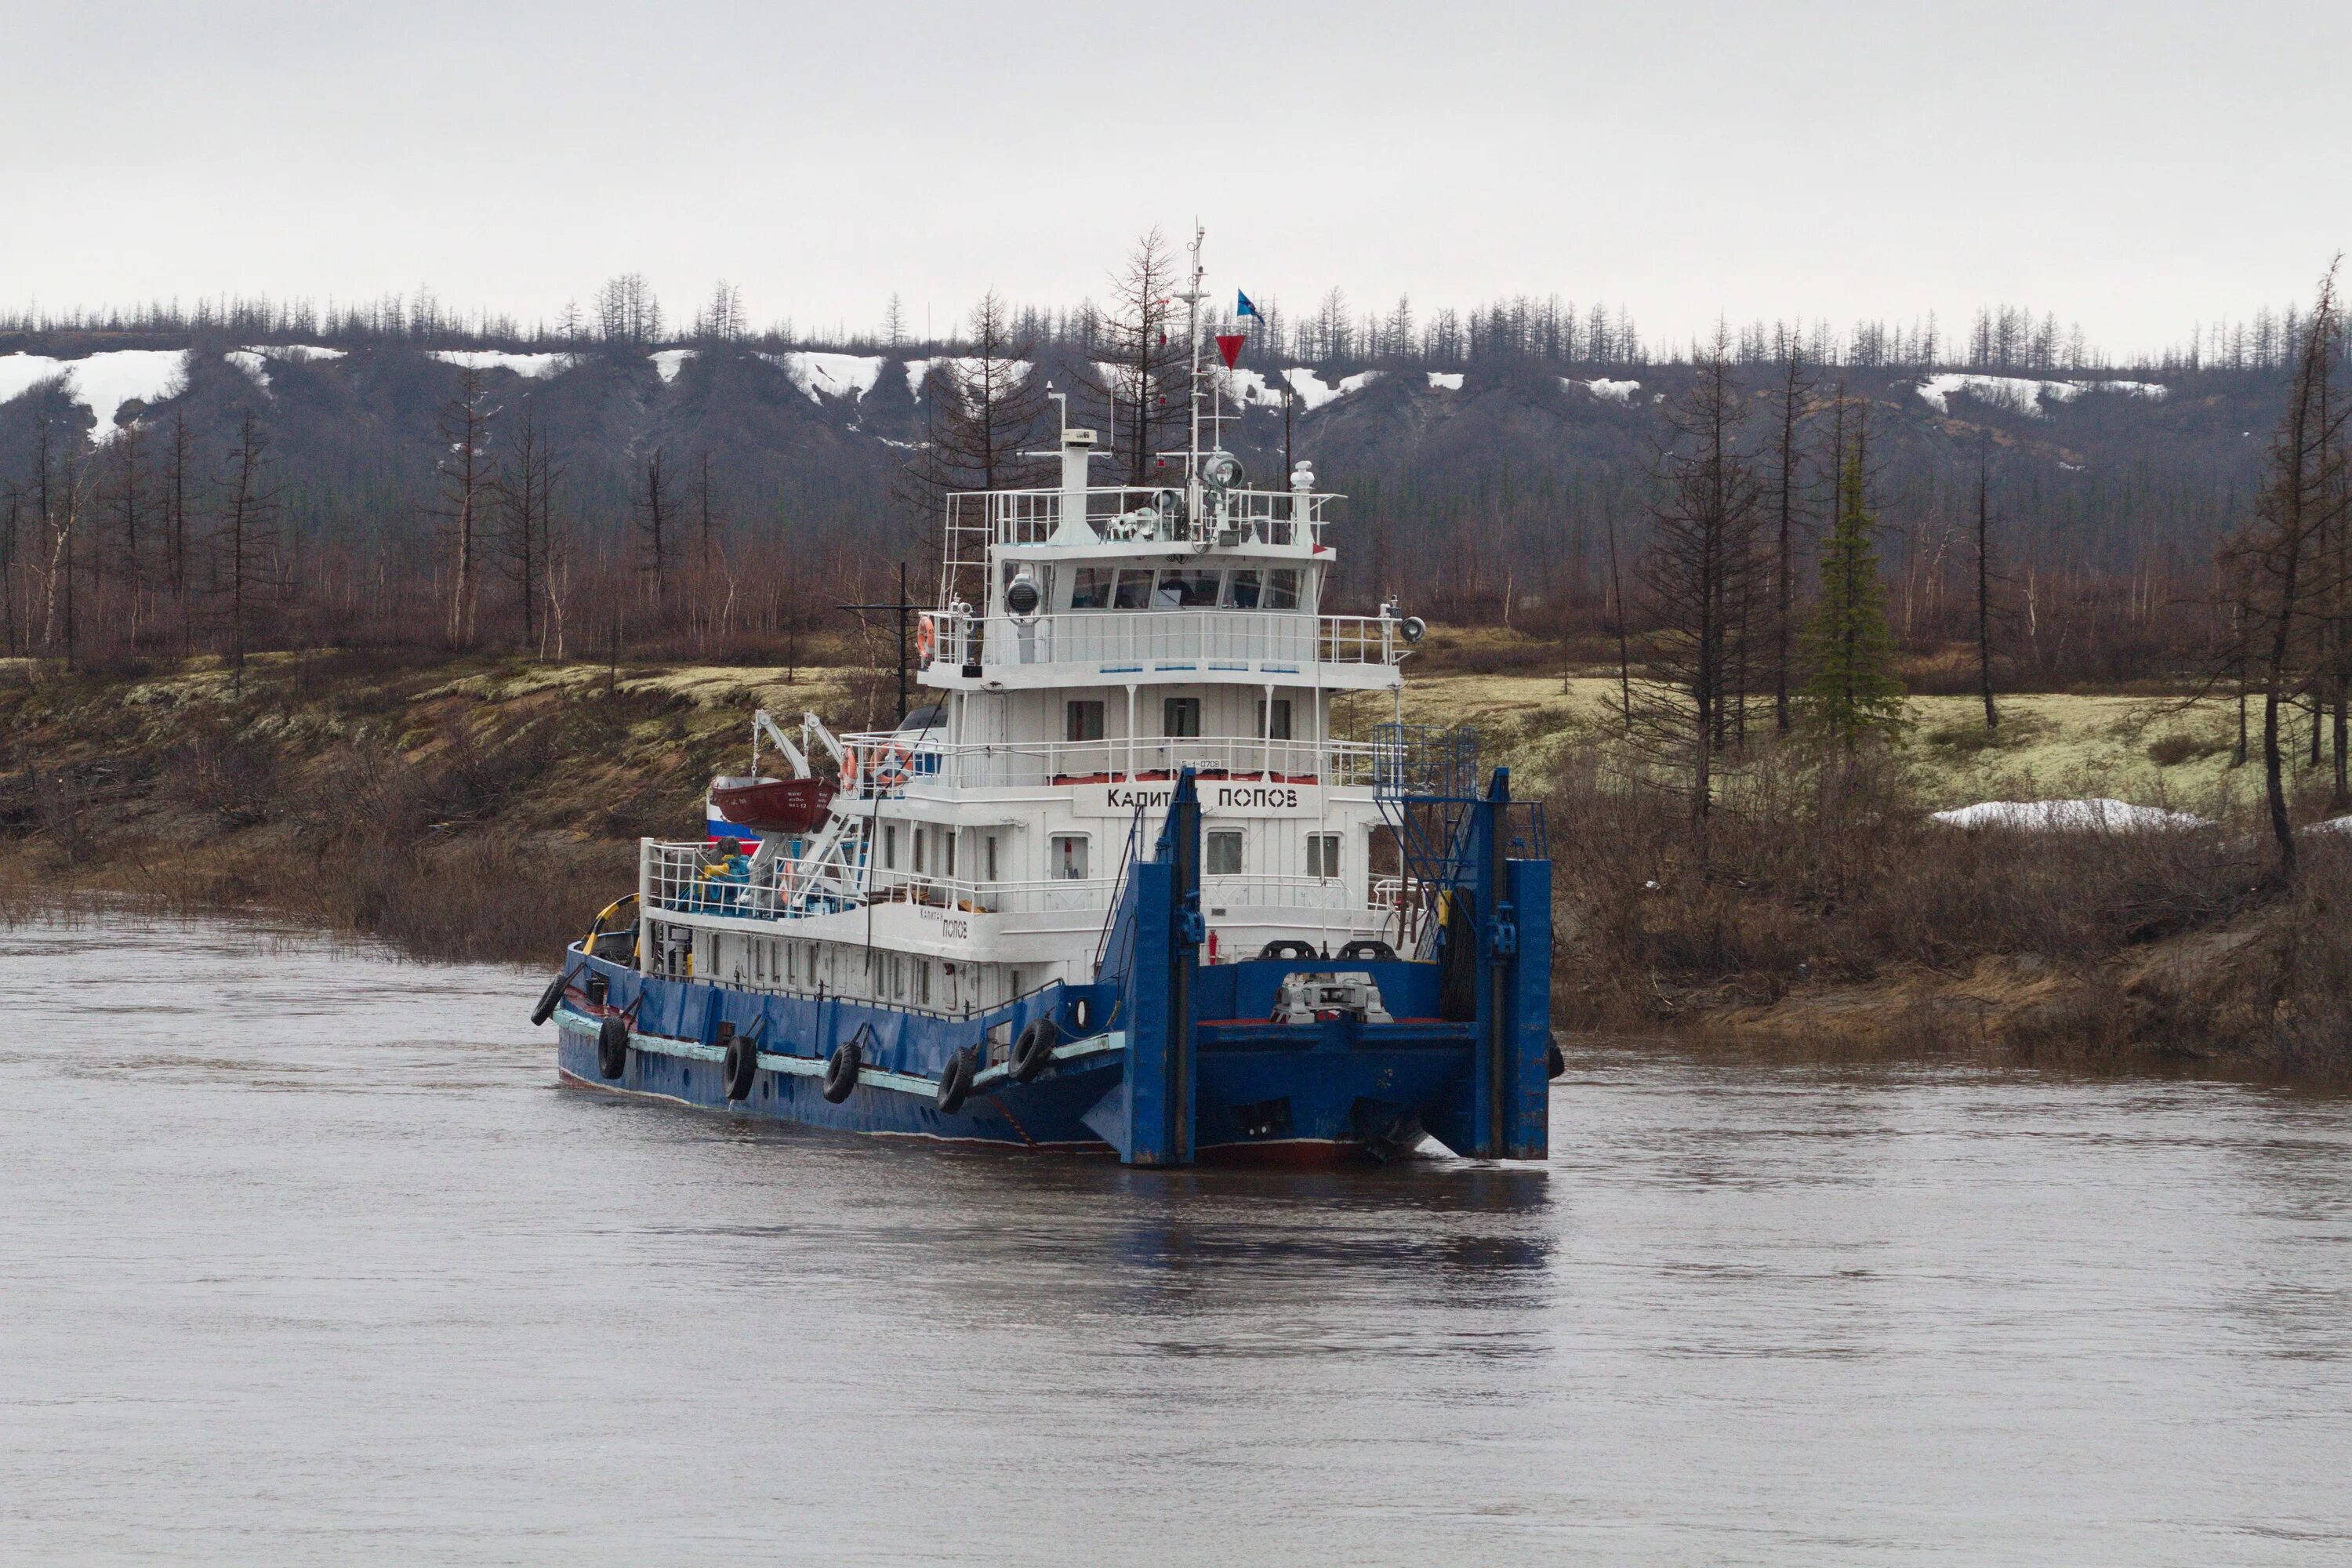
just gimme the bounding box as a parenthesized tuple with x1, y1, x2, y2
(1801, 412, 1906, 750)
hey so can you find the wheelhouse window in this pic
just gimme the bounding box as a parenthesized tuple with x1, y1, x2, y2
(1112, 569, 1155, 609)
(1262, 568, 1301, 610)
(1207, 829, 1244, 876)
(1308, 832, 1341, 879)
(1163, 697, 1201, 737)
(1256, 699, 1293, 739)
(1066, 699, 1105, 742)
(1051, 834, 1091, 880)
(1158, 568, 1221, 607)
(1225, 570, 1261, 608)
(1069, 568, 1114, 609)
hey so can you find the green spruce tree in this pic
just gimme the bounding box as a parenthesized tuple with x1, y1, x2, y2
(1801, 434, 1905, 748)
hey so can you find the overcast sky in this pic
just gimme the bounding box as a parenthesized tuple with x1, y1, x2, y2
(5, 1, 2345, 355)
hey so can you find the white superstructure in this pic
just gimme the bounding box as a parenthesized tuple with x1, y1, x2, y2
(637, 233, 1422, 1018)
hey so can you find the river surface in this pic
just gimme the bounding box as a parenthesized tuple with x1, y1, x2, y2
(5, 912, 2349, 1565)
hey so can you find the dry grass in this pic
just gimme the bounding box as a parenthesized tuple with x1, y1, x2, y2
(1546, 733, 2352, 1076)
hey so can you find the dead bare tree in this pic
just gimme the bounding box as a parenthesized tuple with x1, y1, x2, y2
(1083, 228, 1188, 484)
(1633, 331, 1764, 834)
(498, 405, 560, 653)
(2223, 263, 2347, 877)
(434, 365, 496, 649)
(1766, 335, 1813, 731)
(1976, 430, 2001, 730)
(212, 410, 279, 697)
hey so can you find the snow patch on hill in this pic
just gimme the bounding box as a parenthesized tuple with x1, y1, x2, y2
(0, 350, 189, 439)
(903, 357, 1031, 397)
(1282, 367, 1381, 410)
(431, 349, 574, 379)
(1426, 371, 1465, 390)
(1572, 376, 1641, 405)
(764, 350, 886, 402)
(1930, 798, 2210, 832)
(650, 349, 698, 384)
(1916, 374, 2169, 418)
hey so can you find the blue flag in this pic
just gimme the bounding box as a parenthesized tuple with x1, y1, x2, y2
(1236, 291, 1260, 318)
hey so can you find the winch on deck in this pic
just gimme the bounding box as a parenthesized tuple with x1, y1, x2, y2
(1269, 971, 1394, 1024)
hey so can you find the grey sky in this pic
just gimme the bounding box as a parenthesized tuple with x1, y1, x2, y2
(5, 1, 2345, 355)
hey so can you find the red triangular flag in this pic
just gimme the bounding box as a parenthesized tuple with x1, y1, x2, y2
(1214, 332, 1246, 369)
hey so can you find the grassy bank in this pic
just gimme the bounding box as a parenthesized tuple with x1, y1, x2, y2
(2, 643, 2342, 1081)
(0, 649, 873, 965)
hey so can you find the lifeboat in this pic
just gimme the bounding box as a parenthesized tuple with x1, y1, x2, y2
(709, 775, 838, 837)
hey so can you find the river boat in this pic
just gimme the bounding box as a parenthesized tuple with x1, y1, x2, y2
(537, 234, 1556, 1165)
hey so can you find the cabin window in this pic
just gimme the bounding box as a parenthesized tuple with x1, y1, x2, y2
(1207, 829, 1244, 876)
(1069, 568, 1114, 609)
(1066, 699, 1105, 742)
(944, 830, 957, 879)
(913, 826, 926, 875)
(1226, 570, 1261, 608)
(1052, 834, 1090, 880)
(1112, 569, 1155, 609)
(1262, 568, 1301, 610)
(1163, 697, 1200, 737)
(984, 833, 1000, 882)
(1308, 833, 1341, 879)
(880, 823, 898, 869)
(1158, 568, 1221, 607)
(1256, 699, 1293, 739)
(787, 942, 800, 985)
(916, 960, 931, 1007)
(891, 954, 906, 1000)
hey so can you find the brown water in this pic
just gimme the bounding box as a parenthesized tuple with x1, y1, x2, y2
(5, 912, 2349, 1565)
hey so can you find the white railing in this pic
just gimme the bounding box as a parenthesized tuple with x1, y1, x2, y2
(835, 734, 1400, 795)
(928, 610, 1405, 671)
(644, 840, 1391, 925)
(946, 485, 1333, 550)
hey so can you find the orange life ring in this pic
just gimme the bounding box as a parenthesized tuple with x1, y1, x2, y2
(875, 743, 913, 788)
(838, 746, 861, 793)
(916, 613, 937, 664)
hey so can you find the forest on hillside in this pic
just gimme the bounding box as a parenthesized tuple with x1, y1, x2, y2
(0, 239, 2329, 688)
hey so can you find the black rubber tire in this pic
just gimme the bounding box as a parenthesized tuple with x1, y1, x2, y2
(1336, 939, 1397, 962)
(1547, 1041, 1566, 1080)
(597, 1017, 630, 1080)
(1009, 1017, 1059, 1083)
(822, 1039, 862, 1103)
(1258, 938, 1319, 961)
(935, 1048, 975, 1115)
(531, 969, 568, 1026)
(722, 1027, 757, 1101)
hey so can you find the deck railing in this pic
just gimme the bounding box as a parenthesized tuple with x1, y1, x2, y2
(834, 734, 1400, 797)
(946, 484, 1333, 550)
(927, 609, 1404, 672)
(643, 840, 1389, 926)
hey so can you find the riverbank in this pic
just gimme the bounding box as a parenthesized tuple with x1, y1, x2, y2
(2, 645, 2341, 1082)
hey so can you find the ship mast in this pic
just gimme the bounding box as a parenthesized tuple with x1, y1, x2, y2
(1181, 222, 1207, 531)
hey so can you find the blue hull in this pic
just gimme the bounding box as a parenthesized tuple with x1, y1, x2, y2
(549, 766, 1553, 1166)
(550, 948, 1475, 1162)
